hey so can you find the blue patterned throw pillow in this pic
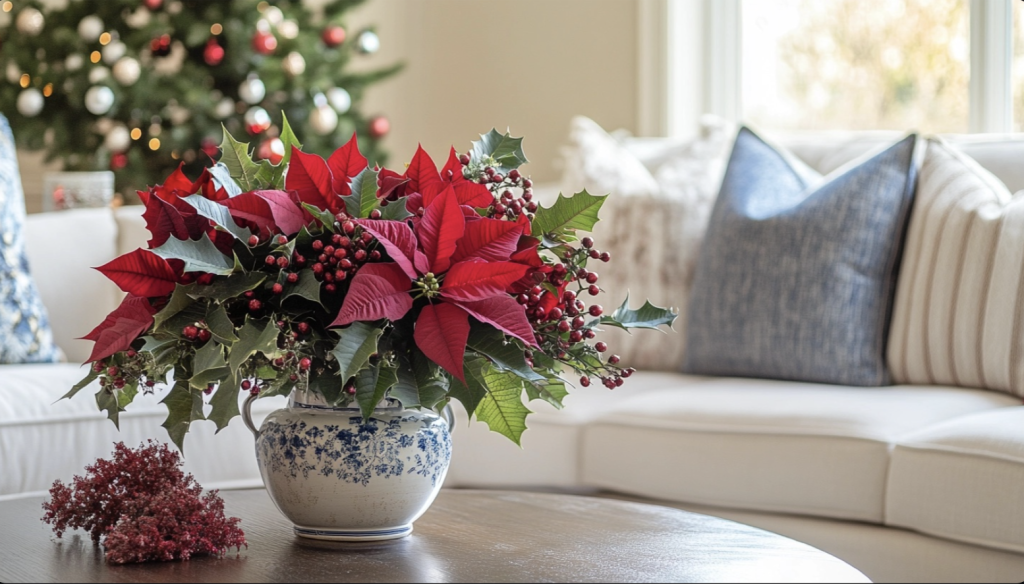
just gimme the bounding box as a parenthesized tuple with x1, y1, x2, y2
(684, 127, 918, 386)
(0, 113, 62, 364)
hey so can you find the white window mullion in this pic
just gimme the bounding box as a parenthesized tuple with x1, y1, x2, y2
(970, 0, 1013, 133)
(703, 0, 742, 124)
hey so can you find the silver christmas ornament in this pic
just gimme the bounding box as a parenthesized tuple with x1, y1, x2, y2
(77, 15, 104, 42)
(16, 89, 44, 117)
(239, 76, 266, 104)
(104, 125, 132, 152)
(5, 63, 20, 84)
(213, 97, 235, 119)
(112, 57, 140, 86)
(102, 40, 127, 64)
(282, 52, 305, 76)
(84, 86, 115, 115)
(88, 67, 109, 84)
(356, 29, 380, 54)
(309, 104, 338, 135)
(16, 8, 44, 36)
(327, 87, 352, 114)
(65, 54, 84, 72)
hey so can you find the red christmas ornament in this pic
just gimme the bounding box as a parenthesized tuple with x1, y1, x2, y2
(143, 0, 163, 10)
(200, 138, 219, 160)
(203, 38, 224, 66)
(110, 152, 128, 170)
(252, 30, 277, 55)
(244, 106, 271, 135)
(150, 34, 172, 57)
(368, 115, 390, 138)
(322, 25, 346, 47)
(257, 137, 285, 165)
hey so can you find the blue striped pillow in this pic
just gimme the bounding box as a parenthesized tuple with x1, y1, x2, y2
(683, 128, 918, 386)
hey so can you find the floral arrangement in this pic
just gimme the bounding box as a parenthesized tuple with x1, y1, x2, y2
(42, 441, 246, 564)
(69, 118, 676, 447)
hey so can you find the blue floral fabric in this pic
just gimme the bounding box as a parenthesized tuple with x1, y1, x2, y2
(0, 113, 61, 364)
(684, 127, 918, 386)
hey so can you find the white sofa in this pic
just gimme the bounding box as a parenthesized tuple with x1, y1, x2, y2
(4, 134, 1024, 583)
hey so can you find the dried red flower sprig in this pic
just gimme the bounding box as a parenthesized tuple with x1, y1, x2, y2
(42, 441, 246, 564)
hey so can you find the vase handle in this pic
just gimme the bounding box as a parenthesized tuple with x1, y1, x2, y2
(242, 393, 260, 439)
(440, 403, 455, 434)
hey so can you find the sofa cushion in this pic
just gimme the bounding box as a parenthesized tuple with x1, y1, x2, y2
(580, 376, 1018, 523)
(888, 139, 1024, 398)
(685, 128, 918, 386)
(0, 114, 62, 364)
(886, 407, 1024, 553)
(0, 363, 285, 500)
(23, 208, 122, 364)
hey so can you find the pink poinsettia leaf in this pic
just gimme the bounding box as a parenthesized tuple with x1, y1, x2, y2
(404, 145, 442, 195)
(253, 190, 304, 235)
(82, 295, 157, 363)
(95, 249, 179, 298)
(327, 133, 368, 195)
(142, 196, 191, 248)
(405, 192, 424, 214)
(221, 192, 275, 236)
(452, 217, 523, 263)
(330, 263, 414, 326)
(416, 185, 465, 274)
(354, 219, 420, 279)
(458, 295, 538, 347)
(414, 302, 469, 382)
(441, 260, 530, 303)
(285, 147, 334, 211)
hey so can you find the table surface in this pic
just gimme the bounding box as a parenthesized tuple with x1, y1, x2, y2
(0, 489, 869, 583)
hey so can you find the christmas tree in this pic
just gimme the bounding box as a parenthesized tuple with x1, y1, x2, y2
(0, 0, 400, 196)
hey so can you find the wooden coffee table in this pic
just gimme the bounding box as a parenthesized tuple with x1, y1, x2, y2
(0, 489, 868, 582)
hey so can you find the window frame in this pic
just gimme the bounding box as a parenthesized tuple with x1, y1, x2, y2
(641, 0, 1015, 136)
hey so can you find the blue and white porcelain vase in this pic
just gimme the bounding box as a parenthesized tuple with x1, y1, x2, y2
(242, 390, 453, 541)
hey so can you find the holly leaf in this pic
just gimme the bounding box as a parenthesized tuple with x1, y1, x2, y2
(355, 362, 398, 420)
(280, 269, 321, 306)
(228, 318, 281, 373)
(151, 233, 235, 275)
(447, 356, 490, 419)
(301, 203, 337, 233)
(470, 129, 528, 173)
(62, 369, 99, 401)
(218, 126, 263, 191)
(152, 284, 198, 331)
(95, 249, 179, 298)
(204, 304, 238, 344)
(96, 388, 123, 429)
(600, 294, 678, 331)
(531, 190, 607, 239)
(187, 272, 266, 301)
(160, 380, 206, 452)
(190, 340, 228, 389)
(330, 322, 383, 382)
(208, 370, 241, 432)
(344, 167, 381, 219)
(524, 373, 569, 410)
(473, 364, 531, 445)
(467, 326, 544, 383)
(380, 199, 413, 221)
(182, 195, 252, 241)
(390, 350, 449, 410)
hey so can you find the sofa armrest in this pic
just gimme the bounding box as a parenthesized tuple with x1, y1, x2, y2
(23, 208, 122, 363)
(114, 204, 149, 256)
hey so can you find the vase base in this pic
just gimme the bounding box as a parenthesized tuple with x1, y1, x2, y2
(293, 524, 413, 542)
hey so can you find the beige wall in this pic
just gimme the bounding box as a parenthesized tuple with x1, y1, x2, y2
(18, 0, 640, 212)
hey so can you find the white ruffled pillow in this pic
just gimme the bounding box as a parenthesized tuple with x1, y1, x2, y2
(558, 116, 732, 372)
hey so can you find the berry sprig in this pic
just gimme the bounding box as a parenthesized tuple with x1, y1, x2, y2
(456, 153, 537, 221)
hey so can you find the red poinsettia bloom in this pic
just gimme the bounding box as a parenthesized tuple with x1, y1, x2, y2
(284, 132, 369, 215)
(331, 186, 536, 381)
(380, 146, 494, 216)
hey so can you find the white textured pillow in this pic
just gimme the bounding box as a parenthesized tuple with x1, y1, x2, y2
(559, 116, 731, 371)
(888, 138, 1024, 397)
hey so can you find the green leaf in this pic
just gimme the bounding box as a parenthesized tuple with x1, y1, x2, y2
(62, 369, 98, 401)
(330, 323, 383, 382)
(344, 167, 381, 219)
(355, 362, 398, 420)
(160, 380, 205, 452)
(218, 126, 263, 191)
(141, 336, 179, 382)
(208, 370, 240, 432)
(600, 293, 678, 331)
(152, 284, 198, 331)
(282, 269, 322, 306)
(269, 113, 302, 188)
(205, 304, 239, 344)
(447, 356, 490, 418)
(524, 373, 569, 410)
(473, 365, 532, 445)
(152, 234, 235, 276)
(531, 189, 607, 239)
(190, 340, 228, 389)
(255, 159, 275, 189)
(391, 350, 448, 410)
(467, 326, 545, 383)
(471, 129, 528, 172)
(380, 198, 413, 221)
(301, 203, 337, 233)
(228, 318, 281, 373)
(306, 371, 342, 404)
(96, 388, 123, 428)
(188, 272, 266, 301)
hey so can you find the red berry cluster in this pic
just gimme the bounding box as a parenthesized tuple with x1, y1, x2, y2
(93, 349, 156, 394)
(42, 441, 246, 564)
(455, 154, 537, 221)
